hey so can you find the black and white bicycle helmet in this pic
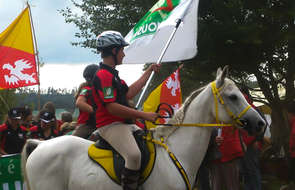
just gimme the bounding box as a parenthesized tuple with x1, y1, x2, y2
(96, 30, 129, 51)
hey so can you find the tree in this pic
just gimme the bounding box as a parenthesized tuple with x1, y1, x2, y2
(59, 0, 158, 52)
(195, 0, 295, 151)
(0, 89, 18, 122)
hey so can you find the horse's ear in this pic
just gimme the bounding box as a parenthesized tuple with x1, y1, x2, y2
(216, 65, 229, 88)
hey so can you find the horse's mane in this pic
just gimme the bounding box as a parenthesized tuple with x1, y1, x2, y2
(153, 85, 206, 139)
(169, 86, 206, 124)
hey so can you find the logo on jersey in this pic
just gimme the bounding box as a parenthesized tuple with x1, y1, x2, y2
(80, 89, 88, 96)
(103, 87, 114, 99)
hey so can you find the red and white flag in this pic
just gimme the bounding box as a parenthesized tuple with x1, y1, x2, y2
(143, 68, 182, 129)
(0, 6, 38, 89)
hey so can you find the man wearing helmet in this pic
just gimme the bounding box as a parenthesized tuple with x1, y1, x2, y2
(72, 64, 99, 139)
(93, 30, 160, 190)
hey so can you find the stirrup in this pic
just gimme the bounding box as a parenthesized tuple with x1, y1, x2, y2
(121, 168, 140, 190)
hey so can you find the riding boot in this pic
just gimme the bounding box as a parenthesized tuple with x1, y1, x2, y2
(121, 167, 140, 190)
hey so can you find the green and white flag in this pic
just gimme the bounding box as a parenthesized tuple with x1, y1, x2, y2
(123, 0, 199, 64)
(0, 154, 24, 190)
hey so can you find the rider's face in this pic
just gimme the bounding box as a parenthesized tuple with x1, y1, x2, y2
(116, 47, 125, 65)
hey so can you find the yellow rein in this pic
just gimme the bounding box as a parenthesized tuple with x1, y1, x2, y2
(143, 134, 192, 190)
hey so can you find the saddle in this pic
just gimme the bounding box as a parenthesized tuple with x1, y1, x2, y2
(88, 130, 156, 185)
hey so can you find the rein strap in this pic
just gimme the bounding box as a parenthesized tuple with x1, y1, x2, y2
(143, 135, 191, 190)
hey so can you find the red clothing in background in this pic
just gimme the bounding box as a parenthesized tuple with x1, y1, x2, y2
(218, 126, 244, 162)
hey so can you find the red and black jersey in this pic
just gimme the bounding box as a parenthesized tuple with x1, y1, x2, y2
(77, 85, 96, 126)
(92, 63, 129, 128)
(0, 123, 27, 154)
(28, 125, 59, 140)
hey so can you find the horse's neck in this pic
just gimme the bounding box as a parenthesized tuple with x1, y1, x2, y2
(157, 87, 215, 184)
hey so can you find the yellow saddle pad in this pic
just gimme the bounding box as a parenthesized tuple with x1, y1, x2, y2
(88, 136, 156, 185)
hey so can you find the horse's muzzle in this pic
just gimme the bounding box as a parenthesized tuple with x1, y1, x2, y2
(240, 117, 266, 135)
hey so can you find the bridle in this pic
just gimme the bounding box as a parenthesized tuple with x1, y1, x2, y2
(211, 81, 251, 127)
(152, 81, 251, 128)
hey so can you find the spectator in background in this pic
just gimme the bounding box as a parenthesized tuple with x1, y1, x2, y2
(42, 101, 62, 131)
(19, 105, 34, 129)
(61, 111, 73, 124)
(72, 64, 99, 139)
(60, 121, 77, 135)
(0, 108, 27, 156)
(209, 126, 244, 190)
(193, 129, 220, 190)
(29, 109, 59, 140)
(43, 101, 56, 114)
(240, 86, 264, 190)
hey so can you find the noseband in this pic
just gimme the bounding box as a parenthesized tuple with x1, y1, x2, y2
(211, 81, 251, 127)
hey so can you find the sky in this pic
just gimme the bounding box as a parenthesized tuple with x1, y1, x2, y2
(0, 0, 144, 89)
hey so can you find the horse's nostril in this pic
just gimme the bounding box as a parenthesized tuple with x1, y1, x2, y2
(256, 120, 265, 131)
(240, 119, 248, 126)
(258, 120, 265, 128)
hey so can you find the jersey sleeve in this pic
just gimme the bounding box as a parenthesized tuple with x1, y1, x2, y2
(79, 88, 88, 97)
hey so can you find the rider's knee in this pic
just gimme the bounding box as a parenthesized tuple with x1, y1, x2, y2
(127, 149, 141, 165)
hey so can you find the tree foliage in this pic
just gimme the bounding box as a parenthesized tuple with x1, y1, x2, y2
(16, 87, 76, 112)
(195, 0, 295, 150)
(0, 89, 18, 122)
(59, 0, 157, 52)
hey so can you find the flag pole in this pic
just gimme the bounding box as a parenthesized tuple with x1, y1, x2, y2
(27, 3, 41, 110)
(135, 19, 182, 109)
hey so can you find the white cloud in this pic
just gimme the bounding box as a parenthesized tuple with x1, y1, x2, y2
(0, 0, 98, 63)
(0, 1, 146, 91)
(37, 63, 145, 90)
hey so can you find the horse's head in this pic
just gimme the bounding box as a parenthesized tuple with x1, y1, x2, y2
(213, 66, 265, 135)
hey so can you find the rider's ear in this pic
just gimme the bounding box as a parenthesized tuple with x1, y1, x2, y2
(216, 65, 229, 88)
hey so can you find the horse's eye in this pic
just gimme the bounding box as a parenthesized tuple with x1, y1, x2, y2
(229, 94, 238, 101)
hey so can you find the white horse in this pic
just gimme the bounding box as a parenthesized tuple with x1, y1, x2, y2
(21, 67, 265, 190)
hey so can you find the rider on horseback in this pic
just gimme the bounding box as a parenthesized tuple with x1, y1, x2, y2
(73, 64, 99, 139)
(92, 30, 160, 190)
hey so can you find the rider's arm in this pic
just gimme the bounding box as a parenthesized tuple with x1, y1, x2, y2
(76, 96, 93, 113)
(126, 64, 160, 99)
(106, 102, 158, 122)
